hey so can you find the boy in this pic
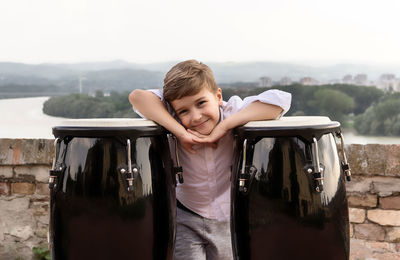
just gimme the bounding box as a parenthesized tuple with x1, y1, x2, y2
(129, 60, 291, 260)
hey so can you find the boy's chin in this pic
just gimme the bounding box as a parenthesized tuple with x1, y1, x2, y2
(190, 127, 213, 136)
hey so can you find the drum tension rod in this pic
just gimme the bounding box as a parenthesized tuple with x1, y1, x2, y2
(174, 137, 184, 184)
(49, 138, 65, 190)
(239, 139, 251, 193)
(122, 139, 138, 192)
(336, 132, 352, 181)
(308, 137, 324, 193)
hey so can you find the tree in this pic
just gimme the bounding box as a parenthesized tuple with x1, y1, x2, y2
(307, 89, 354, 123)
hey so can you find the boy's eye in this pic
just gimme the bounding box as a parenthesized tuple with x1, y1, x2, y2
(178, 110, 188, 115)
(198, 100, 207, 106)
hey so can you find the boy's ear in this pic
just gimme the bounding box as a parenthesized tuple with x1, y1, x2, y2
(216, 88, 223, 106)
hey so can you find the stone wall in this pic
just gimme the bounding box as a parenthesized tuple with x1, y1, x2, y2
(346, 144, 400, 259)
(0, 139, 399, 259)
(0, 139, 53, 260)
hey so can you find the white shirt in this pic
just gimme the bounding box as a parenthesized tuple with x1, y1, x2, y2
(135, 89, 291, 221)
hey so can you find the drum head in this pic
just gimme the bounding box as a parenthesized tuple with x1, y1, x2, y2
(52, 118, 164, 138)
(235, 116, 341, 143)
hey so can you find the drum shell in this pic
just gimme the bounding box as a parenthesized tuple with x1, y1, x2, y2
(49, 132, 175, 260)
(231, 133, 349, 260)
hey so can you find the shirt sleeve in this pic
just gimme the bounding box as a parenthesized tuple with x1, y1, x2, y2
(131, 89, 177, 119)
(223, 89, 292, 119)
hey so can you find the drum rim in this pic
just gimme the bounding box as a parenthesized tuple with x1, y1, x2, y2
(52, 118, 165, 138)
(234, 116, 341, 143)
(241, 116, 337, 128)
(53, 118, 158, 127)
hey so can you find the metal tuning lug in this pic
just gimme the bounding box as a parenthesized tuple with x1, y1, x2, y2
(336, 132, 352, 181)
(125, 139, 136, 192)
(239, 139, 249, 194)
(49, 138, 62, 190)
(311, 137, 324, 193)
(341, 162, 351, 182)
(174, 166, 184, 184)
(174, 137, 184, 184)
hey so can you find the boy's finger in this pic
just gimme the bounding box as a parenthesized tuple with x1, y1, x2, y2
(191, 135, 203, 143)
(193, 136, 209, 143)
(188, 129, 206, 138)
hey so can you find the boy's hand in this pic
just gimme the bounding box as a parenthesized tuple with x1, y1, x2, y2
(188, 122, 229, 148)
(176, 131, 202, 154)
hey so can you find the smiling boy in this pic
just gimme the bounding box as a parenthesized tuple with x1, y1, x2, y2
(129, 60, 291, 259)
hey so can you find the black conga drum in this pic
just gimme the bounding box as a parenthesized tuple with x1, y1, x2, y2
(231, 116, 350, 260)
(49, 119, 176, 260)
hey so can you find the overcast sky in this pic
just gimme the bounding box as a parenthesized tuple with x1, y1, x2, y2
(1, 0, 399, 65)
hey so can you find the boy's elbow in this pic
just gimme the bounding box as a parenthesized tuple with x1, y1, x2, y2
(129, 89, 145, 106)
(266, 104, 283, 120)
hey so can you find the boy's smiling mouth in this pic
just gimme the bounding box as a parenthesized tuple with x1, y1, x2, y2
(192, 119, 210, 128)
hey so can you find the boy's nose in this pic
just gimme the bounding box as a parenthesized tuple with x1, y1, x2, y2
(191, 110, 202, 122)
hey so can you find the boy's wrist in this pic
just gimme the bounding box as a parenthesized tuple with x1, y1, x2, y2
(221, 114, 244, 131)
(171, 124, 188, 139)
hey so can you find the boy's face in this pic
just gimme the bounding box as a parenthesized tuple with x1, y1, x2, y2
(171, 86, 223, 135)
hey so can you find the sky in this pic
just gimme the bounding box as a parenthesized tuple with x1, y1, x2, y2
(1, 0, 400, 65)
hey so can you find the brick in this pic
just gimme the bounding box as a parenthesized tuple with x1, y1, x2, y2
(349, 239, 368, 259)
(354, 223, 385, 241)
(346, 144, 400, 177)
(0, 139, 53, 165)
(380, 196, 400, 210)
(365, 240, 391, 252)
(345, 176, 372, 193)
(14, 165, 50, 183)
(0, 166, 13, 178)
(9, 225, 33, 241)
(32, 201, 49, 216)
(349, 208, 365, 223)
(0, 197, 30, 211)
(385, 145, 400, 177)
(386, 227, 400, 243)
(11, 183, 35, 195)
(364, 144, 388, 175)
(345, 144, 367, 175)
(371, 177, 400, 197)
(350, 224, 353, 237)
(347, 193, 377, 208)
(35, 183, 50, 196)
(368, 209, 400, 226)
(34, 227, 47, 238)
(0, 182, 11, 196)
(345, 144, 385, 176)
(36, 215, 49, 225)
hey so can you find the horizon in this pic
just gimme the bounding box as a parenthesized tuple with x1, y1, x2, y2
(2, 59, 400, 69)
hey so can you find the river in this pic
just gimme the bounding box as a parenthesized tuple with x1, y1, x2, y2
(1, 97, 400, 143)
(0, 97, 65, 139)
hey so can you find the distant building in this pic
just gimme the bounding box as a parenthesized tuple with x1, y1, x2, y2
(380, 74, 396, 81)
(279, 77, 292, 86)
(259, 77, 272, 87)
(377, 74, 399, 91)
(299, 77, 318, 86)
(342, 74, 353, 84)
(354, 74, 368, 85)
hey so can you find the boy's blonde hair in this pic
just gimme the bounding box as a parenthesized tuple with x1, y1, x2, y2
(163, 60, 218, 102)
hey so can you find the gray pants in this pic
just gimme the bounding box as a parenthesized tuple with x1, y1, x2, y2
(174, 207, 233, 260)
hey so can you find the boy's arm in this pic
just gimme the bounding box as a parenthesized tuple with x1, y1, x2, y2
(189, 101, 282, 143)
(129, 89, 200, 153)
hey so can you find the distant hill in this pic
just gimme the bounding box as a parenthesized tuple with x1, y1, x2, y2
(1, 60, 400, 96)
